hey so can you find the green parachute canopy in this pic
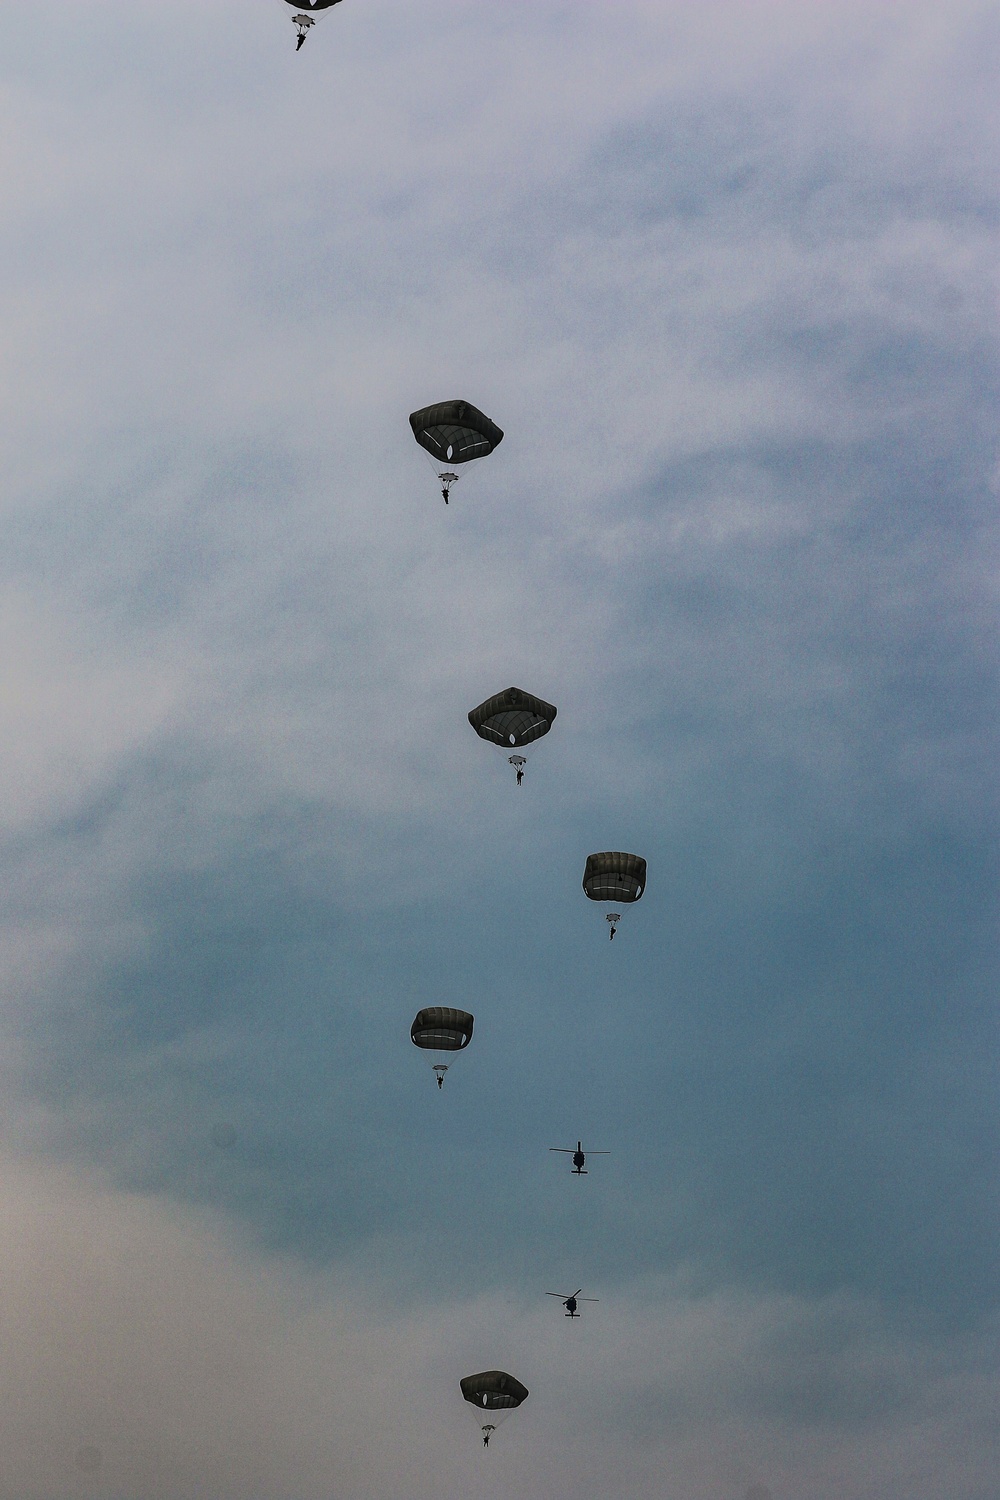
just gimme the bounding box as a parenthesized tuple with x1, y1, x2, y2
(460, 1371, 529, 1410)
(410, 1008, 474, 1053)
(582, 852, 647, 903)
(409, 400, 504, 466)
(468, 687, 557, 750)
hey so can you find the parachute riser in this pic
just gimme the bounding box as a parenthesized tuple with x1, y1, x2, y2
(417, 447, 464, 505)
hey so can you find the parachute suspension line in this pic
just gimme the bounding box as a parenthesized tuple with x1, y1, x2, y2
(417, 446, 460, 504)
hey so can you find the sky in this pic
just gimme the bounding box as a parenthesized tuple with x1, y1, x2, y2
(0, 2, 997, 1497)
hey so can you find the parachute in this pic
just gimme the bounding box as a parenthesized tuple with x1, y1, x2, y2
(411, 1007, 474, 1089)
(582, 852, 646, 939)
(469, 686, 556, 784)
(460, 1370, 529, 1446)
(582, 852, 646, 903)
(282, 0, 343, 50)
(469, 686, 556, 750)
(408, 399, 504, 503)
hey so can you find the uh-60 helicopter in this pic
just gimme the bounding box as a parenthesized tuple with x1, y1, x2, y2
(546, 1289, 599, 1318)
(549, 1141, 609, 1175)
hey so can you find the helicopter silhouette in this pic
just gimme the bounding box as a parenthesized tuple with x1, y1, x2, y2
(549, 1141, 609, 1175)
(546, 1289, 598, 1318)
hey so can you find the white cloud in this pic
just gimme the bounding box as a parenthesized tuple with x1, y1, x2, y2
(0, 590, 182, 830)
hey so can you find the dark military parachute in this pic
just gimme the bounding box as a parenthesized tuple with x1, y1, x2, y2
(409, 400, 503, 502)
(468, 687, 557, 750)
(411, 1008, 474, 1053)
(411, 1007, 474, 1090)
(584, 852, 646, 939)
(460, 1370, 529, 1409)
(582, 852, 646, 903)
(461, 1370, 529, 1442)
(410, 401, 503, 466)
(283, 1, 342, 7)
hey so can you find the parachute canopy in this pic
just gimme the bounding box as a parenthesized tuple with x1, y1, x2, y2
(409, 401, 504, 466)
(582, 852, 646, 903)
(283, 1, 342, 9)
(460, 1371, 529, 1410)
(468, 686, 557, 750)
(411, 1007, 474, 1053)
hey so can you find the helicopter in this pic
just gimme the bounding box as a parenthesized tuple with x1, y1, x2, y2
(546, 1289, 598, 1319)
(549, 1141, 609, 1175)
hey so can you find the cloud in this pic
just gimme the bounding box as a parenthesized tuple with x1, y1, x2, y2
(0, 5, 997, 1493)
(0, 1157, 996, 1500)
(0, 590, 182, 829)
